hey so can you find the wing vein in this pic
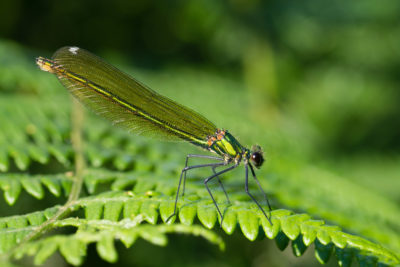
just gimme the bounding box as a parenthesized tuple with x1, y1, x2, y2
(47, 47, 217, 146)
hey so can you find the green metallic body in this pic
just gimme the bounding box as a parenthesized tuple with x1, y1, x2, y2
(207, 130, 249, 163)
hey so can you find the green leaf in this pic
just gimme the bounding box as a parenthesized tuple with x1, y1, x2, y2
(26, 211, 46, 226)
(86, 145, 111, 167)
(281, 214, 303, 240)
(275, 231, 290, 251)
(238, 210, 259, 241)
(0, 149, 9, 172)
(111, 175, 136, 191)
(123, 198, 141, 220)
(34, 239, 58, 265)
(21, 178, 44, 199)
(139, 227, 168, 246)
(59, 237, 86, 266)
(292, 234, 308, 257)
(335, 247, 354, 267)
(60, 178, 72, 196)
(317, 225, 333, 245)
(357, 254, 378, 267)
(221, 208, 237, 235)
(97, 234, 118, 263)
(140, 200, 159, 224)
(84, 202, 104, 220)
(301, 220, 324, 246)
(159, 199, 175, 223)
(41, 177, 62, 197)
(0, 231, 17, 253)
(7, 216, 28, 228)
(315, 238, 334, 264)
(103, 201, 123, 221)
(113, 154, 133, 171)
(197, 202, 217, 229)
(48, 144, 70, 166)
(27, 144, 49, 164)
(133, 179, 156, 193)
(8, 146, 30, 171)
(0, 178, 21, 205)
(43, 206, 61, 219)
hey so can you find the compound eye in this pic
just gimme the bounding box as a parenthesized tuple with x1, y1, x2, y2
(251, 151, 264, 168)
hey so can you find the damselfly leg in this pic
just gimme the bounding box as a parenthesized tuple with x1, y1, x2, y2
(249, 163, 272, 212)
(204, 163, 239, 223)
(182, 154, 230, 203)
(211, 165, 231, 204)
(245, 163, 273, 225)
(166, 159, 226, 222)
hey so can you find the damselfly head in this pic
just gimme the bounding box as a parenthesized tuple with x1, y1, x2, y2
(250, 145, 264, 168)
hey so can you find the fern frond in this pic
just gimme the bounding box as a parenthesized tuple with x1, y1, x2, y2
(1, 42, 399, 266)
(0, 94, 168, 173)
(265, 157, 400, 255)
(0, 190, 397, 266)
(12, 218, 224, 265)
(0, 96, 73, 172)
(0, 173, 72, 204)
(1, 165, 399, 266)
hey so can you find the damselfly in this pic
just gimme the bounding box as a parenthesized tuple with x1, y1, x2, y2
(36, 47, 272, 225)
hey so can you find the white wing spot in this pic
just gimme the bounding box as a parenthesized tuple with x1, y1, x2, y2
(69, 47, 79, 54)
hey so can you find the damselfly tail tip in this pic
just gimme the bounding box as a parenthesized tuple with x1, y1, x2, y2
(36, 57, 55, 73)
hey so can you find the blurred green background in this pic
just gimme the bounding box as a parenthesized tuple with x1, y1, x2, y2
(0, 0, 399, 266)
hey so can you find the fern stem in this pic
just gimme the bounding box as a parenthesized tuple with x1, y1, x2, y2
(68, 98, 85, 202)
(4, 99, 86, 260)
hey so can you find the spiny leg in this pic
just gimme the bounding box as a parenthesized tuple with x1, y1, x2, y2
(249, 164, 272, 213)
(181, 154, 224, 196)
(166, 161, 226, 223)
(204, 164, 238, 224)
(245, 163, 273, 226)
